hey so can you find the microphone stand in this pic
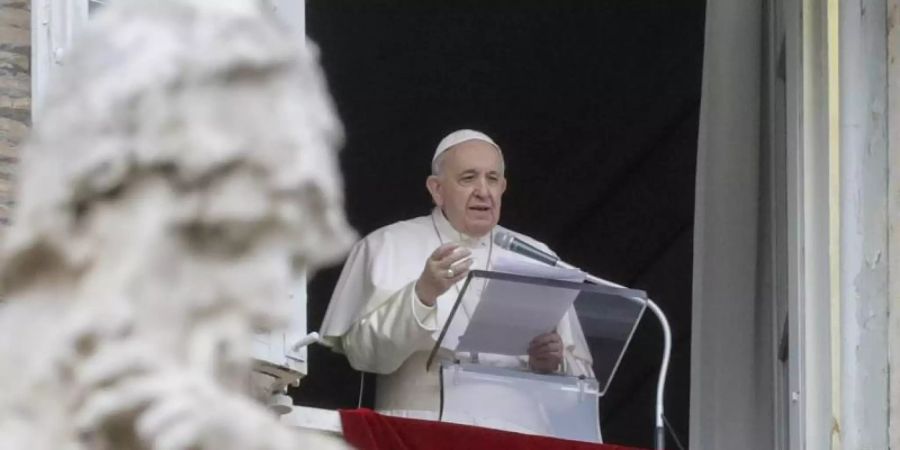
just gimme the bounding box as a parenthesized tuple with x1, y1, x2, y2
(557, 261, 671, 450)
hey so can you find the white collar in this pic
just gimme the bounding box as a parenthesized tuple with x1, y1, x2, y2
(431, 207, 492, 249)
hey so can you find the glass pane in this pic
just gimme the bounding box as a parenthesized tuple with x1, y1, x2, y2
(572, 286, 647, 394)
(430, 269, 647, 396)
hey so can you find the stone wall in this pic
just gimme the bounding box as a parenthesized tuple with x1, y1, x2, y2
(888, 0, 899, 447)
(0, 0, 29, 225)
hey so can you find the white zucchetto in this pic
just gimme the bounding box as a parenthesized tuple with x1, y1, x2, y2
(432, 129, 502, 170)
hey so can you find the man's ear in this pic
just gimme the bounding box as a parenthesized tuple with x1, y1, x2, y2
(499, 177, 507, 195)
(426, 175, 443, 206)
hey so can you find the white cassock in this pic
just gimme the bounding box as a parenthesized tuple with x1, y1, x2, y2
(319, 208, 593, 420)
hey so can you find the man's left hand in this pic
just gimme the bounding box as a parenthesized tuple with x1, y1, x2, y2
(528, 331, 563, 374)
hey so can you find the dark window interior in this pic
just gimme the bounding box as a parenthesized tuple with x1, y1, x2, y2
(292, 2, 705, 448)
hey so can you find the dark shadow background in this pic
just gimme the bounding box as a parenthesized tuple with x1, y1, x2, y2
(290, 1, 705, 448)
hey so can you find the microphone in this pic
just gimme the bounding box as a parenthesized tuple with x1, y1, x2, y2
(493, 230, 560, 266)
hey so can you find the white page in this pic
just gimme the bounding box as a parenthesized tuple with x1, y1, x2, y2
(490, 253, 586, 282)
(453, 255, 586, 355)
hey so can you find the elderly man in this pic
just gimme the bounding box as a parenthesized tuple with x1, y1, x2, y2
(320, 129, 591, 420)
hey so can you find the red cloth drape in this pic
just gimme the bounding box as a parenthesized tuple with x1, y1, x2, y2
(339, 408, 646, 450)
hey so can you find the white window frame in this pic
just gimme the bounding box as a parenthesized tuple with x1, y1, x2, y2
(30, 0, 88, 121)
(783, 0, 835, 446)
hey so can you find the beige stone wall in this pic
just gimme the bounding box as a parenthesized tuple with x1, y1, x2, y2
(0, 0, 29, 225)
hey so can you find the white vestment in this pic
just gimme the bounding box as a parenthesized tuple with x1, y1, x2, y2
(319, 208, 592, 419)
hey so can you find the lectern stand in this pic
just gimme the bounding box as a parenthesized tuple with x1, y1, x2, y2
(426, 270, 648, 443)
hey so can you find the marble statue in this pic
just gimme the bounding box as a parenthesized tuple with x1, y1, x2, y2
(0, 0, 354, 448)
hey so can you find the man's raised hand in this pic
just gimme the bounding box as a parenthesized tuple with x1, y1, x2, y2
(414, 243, 473, 306)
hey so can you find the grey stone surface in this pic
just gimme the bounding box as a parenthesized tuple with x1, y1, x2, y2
(0, 0, 30, 225)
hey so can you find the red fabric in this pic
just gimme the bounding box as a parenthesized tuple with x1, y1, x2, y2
(339, 408, 646, 450)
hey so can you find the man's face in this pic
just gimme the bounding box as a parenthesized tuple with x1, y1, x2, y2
(427, 140, 507, 237)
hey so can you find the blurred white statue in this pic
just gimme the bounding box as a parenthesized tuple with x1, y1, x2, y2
(0, 0, 354, 448)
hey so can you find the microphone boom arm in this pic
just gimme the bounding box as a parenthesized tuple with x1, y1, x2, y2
(557, 260, 671, 450)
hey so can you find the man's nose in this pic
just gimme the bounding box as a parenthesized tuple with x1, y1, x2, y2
(473, 178, 489, 196)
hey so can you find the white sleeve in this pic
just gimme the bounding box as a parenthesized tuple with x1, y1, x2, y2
(340, 281, 438, 374)
(561, 348, 594, 377)
(558, 308, 595, 377)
